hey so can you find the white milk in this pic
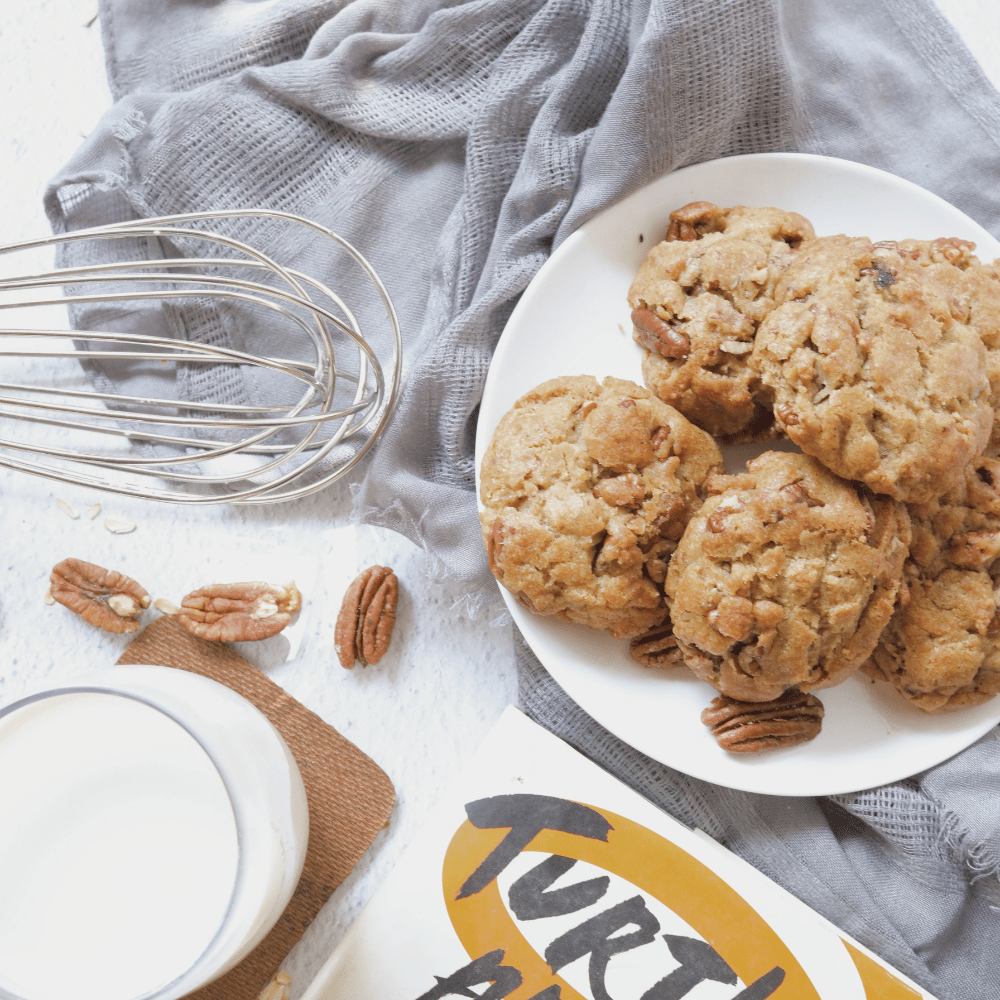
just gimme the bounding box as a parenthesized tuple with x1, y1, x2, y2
(0, 692, 239, 1000)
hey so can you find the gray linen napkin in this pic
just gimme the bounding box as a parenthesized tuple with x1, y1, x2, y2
(46, 1, 1000, 996)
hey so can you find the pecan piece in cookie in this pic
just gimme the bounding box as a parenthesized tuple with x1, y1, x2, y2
(335, 565, 399, 668)
(177, 581, 301, 642)
(594, 472, 647, 507)
(665, 201, 728, 242)
(50, 558, 151, 634)
(701, 690, 824, 753)
(630, 308, 691, 359)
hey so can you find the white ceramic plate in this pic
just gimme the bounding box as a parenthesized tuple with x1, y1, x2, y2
(476, 152, 1000, 796)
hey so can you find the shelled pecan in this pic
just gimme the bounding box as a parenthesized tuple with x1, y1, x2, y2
(335, 565, 399, 668)
(176, 581, 301, 642)
(701, 689, 824, 753)
(50, 558, 151, 634)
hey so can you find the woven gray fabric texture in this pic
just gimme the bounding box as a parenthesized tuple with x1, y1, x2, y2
(46, 1, 1000, 996)
(49, 0, 1000, 591)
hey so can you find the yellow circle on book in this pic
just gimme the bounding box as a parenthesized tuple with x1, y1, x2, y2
(443, 802, 821, 999)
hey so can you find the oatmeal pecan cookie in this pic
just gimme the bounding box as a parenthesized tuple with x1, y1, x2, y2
(627, 202, 815, 439)
(893, 238, 1000, 456)
(479, 375, 722, 639)
(665, 451, 910, 702)
(750, 234, 993, 503)
(863, 456, 1000, 711)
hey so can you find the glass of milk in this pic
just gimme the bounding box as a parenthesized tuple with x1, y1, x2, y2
(0, 664, 309, 1000)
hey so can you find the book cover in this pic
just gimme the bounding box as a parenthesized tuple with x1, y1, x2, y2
(301, 706, 931, 1000)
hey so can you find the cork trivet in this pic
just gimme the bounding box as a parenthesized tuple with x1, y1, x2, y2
(116, 615, 395, 999)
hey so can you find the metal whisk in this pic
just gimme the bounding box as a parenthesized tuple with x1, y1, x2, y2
(0, 209, 401, 504)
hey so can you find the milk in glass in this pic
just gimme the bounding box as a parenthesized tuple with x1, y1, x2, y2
(0, 691, 239, 1000)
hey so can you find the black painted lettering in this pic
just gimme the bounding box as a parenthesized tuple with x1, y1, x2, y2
(544, 895, 660, 1000)
(640, 935, 736, 999)
(415, 949, 522, 1000)
(508, 854, 610, 920)
(458, 795, 612, 900)
(732, 966, 786, 999)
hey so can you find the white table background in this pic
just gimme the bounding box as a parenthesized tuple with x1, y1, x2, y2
(0, 2, 998, 996)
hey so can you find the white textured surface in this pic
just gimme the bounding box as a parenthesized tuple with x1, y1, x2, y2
(0, 1, 998, 996)
(0, 3, 517, 991)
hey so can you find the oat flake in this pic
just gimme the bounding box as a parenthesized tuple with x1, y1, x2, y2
(103, 517, 137, 534)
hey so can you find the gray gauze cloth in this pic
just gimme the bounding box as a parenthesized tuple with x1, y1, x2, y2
(46, 0, 1000, 996)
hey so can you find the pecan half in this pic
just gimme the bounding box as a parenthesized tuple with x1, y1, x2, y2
(631, 307, 691, 359)
(629, 621, 684, 669)
(701, 690, 824, 753)
(176, 581, 301, 642)
(50, 558, 151, 634)
(335, 565, 399, 668)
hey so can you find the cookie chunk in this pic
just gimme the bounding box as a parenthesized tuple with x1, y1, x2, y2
(863, 456, 1000, 711)
(627, 202, 815, 439)
(665, 451, 911, 702)
(750, 235, 993, 503)
(479, 375, 722, 639)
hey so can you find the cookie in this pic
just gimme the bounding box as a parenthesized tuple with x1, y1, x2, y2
(627, 201, 815, 439)
(963, 261, 1000, 455)
(665, 451, 911, 702)
(893, 237, 1000, 456)
(863, 455, 1000, 711)
(750, 234, 993, 503)
(479, 375, 722, 639)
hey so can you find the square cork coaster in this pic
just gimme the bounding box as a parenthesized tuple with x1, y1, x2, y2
(117, 615, 395, 999)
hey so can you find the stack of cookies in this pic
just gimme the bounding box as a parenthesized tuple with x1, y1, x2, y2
(479, 201, 1000, 752)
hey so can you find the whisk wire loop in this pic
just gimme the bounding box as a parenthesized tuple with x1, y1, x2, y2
(0, 209, 402, 503)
